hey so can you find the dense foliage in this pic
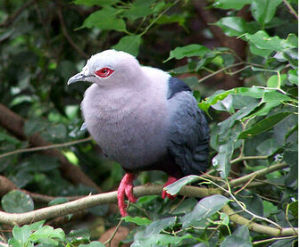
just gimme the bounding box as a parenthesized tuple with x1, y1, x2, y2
(0, 0, 298, 246)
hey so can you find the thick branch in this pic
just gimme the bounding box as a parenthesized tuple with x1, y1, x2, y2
(0, 185, 297, 237)
(0, 104, 100, 192)
(222, 205, 297, 237)
(0, 176, 17, 196)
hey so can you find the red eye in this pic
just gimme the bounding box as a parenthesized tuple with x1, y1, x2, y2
(95, 67, 114, 78)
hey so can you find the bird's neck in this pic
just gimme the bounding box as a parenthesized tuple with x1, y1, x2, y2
(85, 82, 147, 113)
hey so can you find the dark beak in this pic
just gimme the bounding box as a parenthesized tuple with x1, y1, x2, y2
(67, 72, 87, 85)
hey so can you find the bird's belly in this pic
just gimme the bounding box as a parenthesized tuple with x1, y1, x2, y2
(85, 108, 168, 170)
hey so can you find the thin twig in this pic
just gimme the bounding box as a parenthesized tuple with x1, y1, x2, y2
(198, 62, 245, 83)
(57, 5, 89, 59)
(282, 0, 298, 19)
(201, 176, 282, 229)
(230, 155, 269, 165)
(229, 162, 288, 188)
(104, 219, 123, 246)
(139, 0, 181, 36)
(233, 174, 257, 195)
(252, 235, 297, 245)
(0, 136, 92, 159)
(285, 203, 298, 236)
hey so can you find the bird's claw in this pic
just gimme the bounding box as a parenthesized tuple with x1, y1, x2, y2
(162, 189, 176, 199)
(117, 173, 137, 217)
(161, 176, 178, 200)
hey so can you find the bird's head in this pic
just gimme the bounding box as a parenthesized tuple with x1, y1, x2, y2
(67, 49, 141, 87)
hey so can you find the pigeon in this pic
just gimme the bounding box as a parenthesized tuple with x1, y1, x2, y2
(68, 50, 209, 216)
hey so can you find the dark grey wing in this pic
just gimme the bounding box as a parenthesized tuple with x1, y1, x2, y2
(167, 77, 209, 176)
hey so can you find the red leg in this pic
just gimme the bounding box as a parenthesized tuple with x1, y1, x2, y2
(162, 176, 178, 199)
(117, 173, 137, 217)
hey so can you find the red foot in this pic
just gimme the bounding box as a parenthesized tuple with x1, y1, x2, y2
(162, 176, 178, 199)
(117, 173, 137, 217)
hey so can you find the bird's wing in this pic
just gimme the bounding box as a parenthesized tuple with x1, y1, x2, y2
(167, 77, 209, 176)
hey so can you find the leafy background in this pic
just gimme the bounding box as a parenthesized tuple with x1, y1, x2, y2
(0, 0, 298, 246)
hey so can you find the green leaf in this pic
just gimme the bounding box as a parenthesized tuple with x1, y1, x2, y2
(199, 90, 232, 114)
(213, 100, 258, 178)
(218, 101, 260, 137)
(137, 195, 159, 205)
(212, 142, 234, 178)
(285, 33, 298, 48)
(171, 198, 198, 215)
(11, 225, 32, 247)
(27, 154, 60, 172)
(251, 0, 282, 26)
(165, 44, 210, 62)
(252, 101, 280, 117)
(200, 87, 265, 114)
(45, 124, 67, 140)
(270, 239, 296, 247)
(122, 0, 156, 21)
(244, 31, 297, 57)
(267, 74, 287, 88)
(164, 175, 200, 196)
(239, 112, 292, 139)
(29, 226, 65, 244)
(10, 95, 34, 107)
(181, 195, 229, 228)
(1, 190, 34, 213)
(211, 94, 234, 113)
(214, 0, 252, 10)
(123, 216, 152, 226)
(219, 212, 230, 226)
(221, 225, 251, 247)
(82, 7, 127, 32)
(156, 14, 186, 27)
(24, 118, 48, 136)
(144, 217, 176, 235)
(112, 35, 142, 56)
(132, 233, 193, 247)
(257, 138, 280, 156)
(48, 197, 69, 206)
(233, 86, 265, 98)
(215, 17, 253, 37)
(263, 201, 278, 217)
(286, 201, 298, 218)
(262, 91, 292, 103)
(28, 221, 46, 232)
(288, 69, 298, 85)
(0, 132, 20, 144)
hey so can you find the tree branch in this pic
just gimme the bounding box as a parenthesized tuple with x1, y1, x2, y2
(0, 103, 101, 192)
(57, 5, 89, 59)
(282, 0, 298, 19)
(229, 162, 288, 188)
(0, 0, 35, 28)
(0, 136, 92, 159)
(222, 205, 297, 237)
(0, 184, 297, 237)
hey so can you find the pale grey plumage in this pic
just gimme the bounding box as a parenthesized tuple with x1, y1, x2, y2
(68, 49, 209, 179)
